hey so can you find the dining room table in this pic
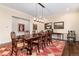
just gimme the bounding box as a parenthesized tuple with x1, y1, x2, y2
(17, 34, 40, 55)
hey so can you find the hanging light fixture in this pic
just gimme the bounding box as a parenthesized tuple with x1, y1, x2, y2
(34, 3, 45, 23)
(38, 3, 45, 23)
(38, 3, 45, 8)
(34, 3, 38, 21)
(42, 5, 43, 20)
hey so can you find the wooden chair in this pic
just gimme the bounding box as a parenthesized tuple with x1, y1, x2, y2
(41, 33, 47, 49)
(32, 31, 37, 37)
(47, 30, 52, 45)
(37, 33, 44, 50)
(10, 32, 24, 56)
(11, 32, 18, 56)
(23, 31, 33, 55)
(67, 31, 76, 43)
(32, 34, 41, 53)
(44, 31, 49, 46)
(38, 31, 47, 49)
(67, 31, 76, 55)
(23, 38, 33, 55)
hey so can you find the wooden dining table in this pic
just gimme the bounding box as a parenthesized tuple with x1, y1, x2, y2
(17, 34, 40, 55)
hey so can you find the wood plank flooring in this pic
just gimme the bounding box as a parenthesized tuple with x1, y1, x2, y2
(63, 41, 79, 56)
(1, 40, 79, 56)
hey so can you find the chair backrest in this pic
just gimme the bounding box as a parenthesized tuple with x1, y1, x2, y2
(11, 32, 17, 47)
(11, 32, 16, 40)
(25, 31, 30, 34)
(24, 31, 30, 38)
(32, 31, 37, 37)
(45, 31, 48, 37)
(67, 30, 76, 37)
(46, 30, 52, 40)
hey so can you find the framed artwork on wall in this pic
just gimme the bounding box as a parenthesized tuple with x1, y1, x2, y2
(45, 22, 52, 29)
(18, 24, 25, 32)
(54, 21, 64, 29)
(33, 24, 37, 30)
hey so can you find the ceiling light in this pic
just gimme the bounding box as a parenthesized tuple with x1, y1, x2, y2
(66, 8, 70, 11)
(34, 17, 36, 20)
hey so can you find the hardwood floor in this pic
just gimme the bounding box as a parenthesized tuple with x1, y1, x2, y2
(63, 41, 79, 56)
(1, 40, 79, 56)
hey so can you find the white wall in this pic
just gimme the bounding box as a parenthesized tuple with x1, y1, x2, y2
(12, 17, 30, 35)
(33, 21, 44, 32)
(0, 5, 33, 44)
(0, 5, 47, 44)
(51, 12, 79, 41)
(1, 4, 79, 44)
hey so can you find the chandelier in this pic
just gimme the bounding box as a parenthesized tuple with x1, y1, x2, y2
(34, 3, 45, 23)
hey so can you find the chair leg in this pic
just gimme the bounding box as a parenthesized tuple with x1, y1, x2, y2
(41, 43, 44, 50)
(10, 48, 13, 56)
(11, 51, 17, 56)
(29, 50, 32, 55)
(10, 51, 13, 56)
(15, 51, 17, 56)
(43, 41, 45, 48)
(27, 50, 29, 55)
(47, 40, 50, 45)
(44, 41, 46, 47)
(45, 39, 48, 46)
(41, 42, 44, 50)
(49, 39, 52, 44)
(37, 44, 40, 53)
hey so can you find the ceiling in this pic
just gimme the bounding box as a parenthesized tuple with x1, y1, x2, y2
(0, 3, 79, 17)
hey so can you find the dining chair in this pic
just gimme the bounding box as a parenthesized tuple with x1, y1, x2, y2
(67, 30, 76, 42)
(10, 32, 18, 56)
(10, 32, 24, 56)
(47, 30, 52, 45)
(23, 31, 33, 55)
(32, 34, 42, 54)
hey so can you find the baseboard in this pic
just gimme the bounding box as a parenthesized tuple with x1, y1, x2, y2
(52, 38, 67, 41)
(0, 42, 11, 48)
(52, 38, 79, 42)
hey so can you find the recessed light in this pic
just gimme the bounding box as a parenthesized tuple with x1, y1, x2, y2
(66, 8, 70, 11)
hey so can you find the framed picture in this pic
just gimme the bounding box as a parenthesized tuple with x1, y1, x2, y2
(33, 24, 37, 30)
(18, 24, 25, 32)
(45, 22, 52, 29)
(54, 21, 64, 29)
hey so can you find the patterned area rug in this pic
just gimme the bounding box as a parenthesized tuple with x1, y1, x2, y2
(0, 40, 65, 56)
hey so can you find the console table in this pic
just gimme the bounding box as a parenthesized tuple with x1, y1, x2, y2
(52, 33, 64, 40)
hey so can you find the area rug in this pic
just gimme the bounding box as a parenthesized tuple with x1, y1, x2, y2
(0, 40, 65, 56)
